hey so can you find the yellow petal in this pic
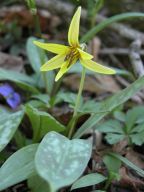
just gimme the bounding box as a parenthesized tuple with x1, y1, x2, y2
(55, 56, 78, 81)
(68, 6, 81, 46)
(80, 59, 116, 74)
(55, 62, 69, 81)
(33, 41, 69, 54)
(40, 54, 65, 71)
(78, 48, 93, 60)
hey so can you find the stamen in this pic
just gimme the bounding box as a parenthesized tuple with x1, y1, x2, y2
(64, 48, 79, 68)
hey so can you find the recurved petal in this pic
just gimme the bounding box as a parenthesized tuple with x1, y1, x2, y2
(33, 41, 69, 54)
(55, 62, 69, 81)
(40, 54, 65, 71)
(68, 6, 81, 46)
(55, 56, 78, 81)
(78, 48, 93, 60)
(80, 59, 116, 74)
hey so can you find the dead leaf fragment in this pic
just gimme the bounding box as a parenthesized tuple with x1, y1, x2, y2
(64, 74, 120, 95)
(0, 52, 23, 72)
(126, 148, 144, 169)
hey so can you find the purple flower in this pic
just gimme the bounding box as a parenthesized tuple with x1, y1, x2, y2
(0, 84, 21, 109)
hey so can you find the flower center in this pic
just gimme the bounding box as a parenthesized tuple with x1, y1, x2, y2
(64, 47, 79, 68)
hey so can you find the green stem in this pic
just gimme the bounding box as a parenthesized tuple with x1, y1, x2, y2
(26, 0, 49, 94)
(68, 67, 86, 138)
(33, 116, 41, 143)
(34, 12, 41, 36)
(104, 173, 114, 190)
(33, 6, 49, 94)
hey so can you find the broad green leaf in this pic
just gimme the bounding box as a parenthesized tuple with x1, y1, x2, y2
(81, 12, 144, 43)
(28, 175, 50, 192)
(130, 131, 144, 146)
(35, 131, 92, 191)
(25, 105, 65, 141)
(0, 68, 39, 94)
(108, 152, 144, 177)
(56, 91, 79, 106)
(71, 173, 106, 190)
(31, 94, 50, 105)
(125, 106, 144, 132)
(91, 191, 106, 192)
(105, 133, 125, 144)
(113, 111, 125, 122)
(103, 155, 121, 174)
(26, 37, 44, 73)
(0, 68, 35, 84)
(97, 120, 123, 134)
(87, 0, 104, 19)
(27, 37, 55, 94)
(79, 100, 101, 114)
(0, 110, 24, 152)
(131, 124, 144, 134)
(0, 144, 38, 190)
(16, 81, 39, 94)
(74, 75, 144, 138)
(26, 99, 46, 108)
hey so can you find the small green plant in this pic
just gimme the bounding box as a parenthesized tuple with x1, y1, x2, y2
(97, 106, 144, 146)
(1, 0, 144, 192)
(103, 155, 121, 190)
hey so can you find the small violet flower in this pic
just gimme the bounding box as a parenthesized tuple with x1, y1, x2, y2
(0, 84, 21, 109)
(34, 7, 116, 81)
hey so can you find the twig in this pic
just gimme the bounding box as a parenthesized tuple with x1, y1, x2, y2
(129, 39, 144, 78)
(100, 48, 144, 55)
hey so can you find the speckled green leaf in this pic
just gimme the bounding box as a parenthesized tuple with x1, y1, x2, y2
(35, 131, 92, 191)
(0, 110, 24, 152)
(0, 144, 38, 191)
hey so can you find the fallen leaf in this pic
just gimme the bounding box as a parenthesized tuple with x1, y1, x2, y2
(118, 167, 144, 190)
(0, 52, 23, 72)
(113, 139, 128, 154)
(64, 74, 120, 95)
(125, 148, 144, 169)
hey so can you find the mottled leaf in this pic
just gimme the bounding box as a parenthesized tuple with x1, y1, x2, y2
(0, 110, 24, 152)
(35, 131, 92, 191)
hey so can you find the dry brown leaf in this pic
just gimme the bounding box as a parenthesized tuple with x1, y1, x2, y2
(0, 52, 23, 72)
(94, 74, 120, 93)
(64, 74, 120, 95)
(118, 167, 144, 190)
(88, 37, 101, 61)
(50, 106, 73, 125)
(126, 148, 144, 169)
(113, 139, 128, 154)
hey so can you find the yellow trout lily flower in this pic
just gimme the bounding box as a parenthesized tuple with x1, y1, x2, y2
(33, 7, 116, 81)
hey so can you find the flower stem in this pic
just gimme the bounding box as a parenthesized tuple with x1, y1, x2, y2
(68, 67, 86, 138)
(26, 0, 49, 94)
